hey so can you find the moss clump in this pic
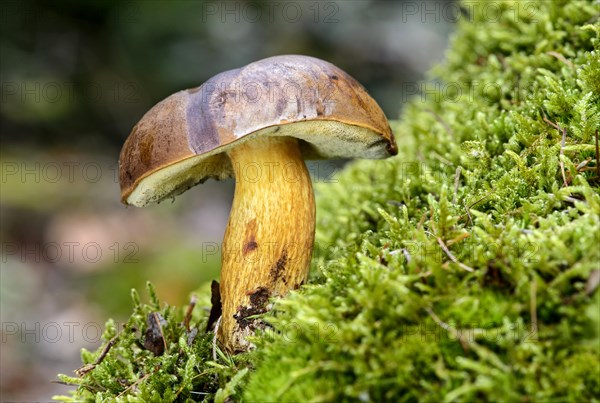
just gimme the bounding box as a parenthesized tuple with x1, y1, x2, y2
(243, 1, 600, 401)
(57, 0, 599, 401)
(54, 283, 251, 402)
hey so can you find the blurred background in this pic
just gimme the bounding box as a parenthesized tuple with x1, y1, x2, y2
(0, 0, 455, 400)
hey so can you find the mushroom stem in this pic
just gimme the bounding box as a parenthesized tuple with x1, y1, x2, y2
(219, 136, 315, 352)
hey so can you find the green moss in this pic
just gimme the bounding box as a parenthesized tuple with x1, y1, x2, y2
(57, 1, 599, 401)
(54, 282, 251, 402)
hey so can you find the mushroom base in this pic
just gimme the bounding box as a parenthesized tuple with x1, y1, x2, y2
(219, 136, 316, 353)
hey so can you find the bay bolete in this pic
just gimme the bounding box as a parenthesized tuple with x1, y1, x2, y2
(119, 55, 397, 352)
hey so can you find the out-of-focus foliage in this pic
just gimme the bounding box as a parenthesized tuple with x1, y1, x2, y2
(1, 0, 451, 150)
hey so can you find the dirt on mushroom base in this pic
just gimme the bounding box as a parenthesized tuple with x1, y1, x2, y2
(232, 287, 273, 351)
(55, 1, 599, 401)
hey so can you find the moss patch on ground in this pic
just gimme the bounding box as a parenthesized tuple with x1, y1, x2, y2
(56, 1, 599, 401)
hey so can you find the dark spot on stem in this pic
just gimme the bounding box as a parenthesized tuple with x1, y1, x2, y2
(248, 287, 270, 307)
(243, 219, 258, 256)
(243, 240, 258, 255)
(234, 287, 270, 329)
(270, 250, 288, 283)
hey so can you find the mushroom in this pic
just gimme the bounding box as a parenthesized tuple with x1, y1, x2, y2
(119, 55, 397, 352)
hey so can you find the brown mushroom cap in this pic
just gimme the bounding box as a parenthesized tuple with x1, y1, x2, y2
(119, 55, 397, 207)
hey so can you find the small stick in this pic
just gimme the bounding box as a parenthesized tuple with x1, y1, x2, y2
(75, 337, 117, 377)
(453, 166, 462, 205)
(595, 129, 599, 179)
(212, 316, 222, 361)
(543, 117, 560, 130)
(585, 269, 600, 296)
(576, 158, 592, 171)
(546, 51, 574, 69)
(459, 190, 493, 223)
(559, 127, 568, 187)
(184, 295, 198, 332)
(467, 191, 493, 210)
(436, 237, 474, 272)
(463, 202, 473, 225)
(530, 278, 538, 341)
(116, 367, 158, 398)
(542, 117, 569, 186)
(425, 308, 469, 352)
(447, 232, 470, 246)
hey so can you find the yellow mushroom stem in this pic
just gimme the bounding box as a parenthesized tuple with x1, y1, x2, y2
(218, 136, 315, 352)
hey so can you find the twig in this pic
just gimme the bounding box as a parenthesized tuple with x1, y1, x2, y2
(585, 269, 600, 296)
(543, 117, 569, 186)
(184, 295, 198, 332)
(447, 232, 470, 246)
(546, 51, 574, 69)
(75, 337, 117, 377)
(116, 367, 158, 398)
(559, 127, 568, 187)
(453, 166, 462, 205)
(436, 237, 474, 272)
(595, 129, 599, 179)
(463, 202, 473, 225)
(576, 158, 592, 171)
(212, 316, 222, 361)
(460, 190, 493, 224)
(468, 191, 493, 210)
(530, 278, 538, 341)
(543, 117, 560, 130)
(425, 308, 469, 352)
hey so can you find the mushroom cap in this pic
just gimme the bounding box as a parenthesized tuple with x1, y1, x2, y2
(119, 55, 397, 206)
